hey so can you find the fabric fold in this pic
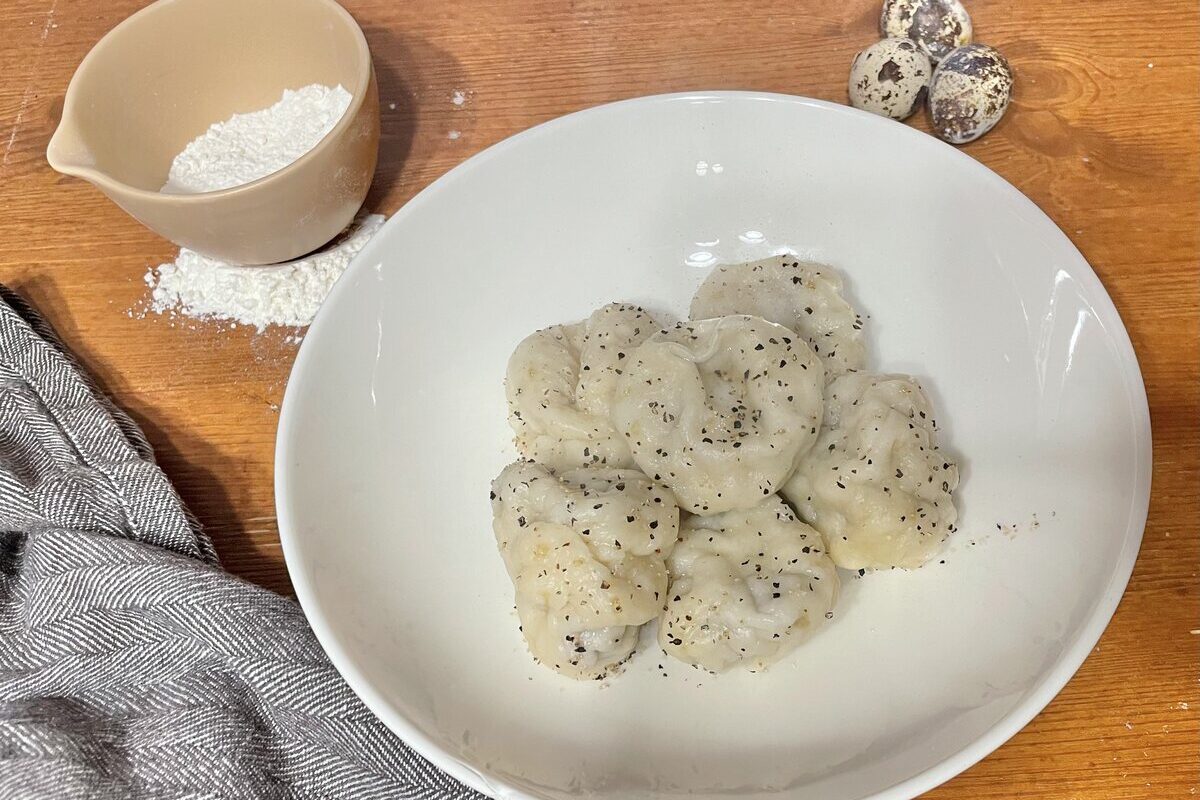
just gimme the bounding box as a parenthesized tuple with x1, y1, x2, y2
(0, 286, 479, 800)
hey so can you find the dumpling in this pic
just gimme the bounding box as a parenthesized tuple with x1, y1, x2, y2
(610, 315, 824, 515)
(782, 373, 959, 569)
(690, 256, 866, 380)
(659, 497, 838, 672)
(505, 303, 657, 472)
(490, 461, 679, 679)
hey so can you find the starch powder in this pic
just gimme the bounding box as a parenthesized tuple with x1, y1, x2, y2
(143, 83, 385, 330)
(146, 214, 385, 331)
(162, 84, 353, 193)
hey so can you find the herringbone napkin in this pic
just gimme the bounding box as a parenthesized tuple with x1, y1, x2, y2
(0, 287, 481, 800)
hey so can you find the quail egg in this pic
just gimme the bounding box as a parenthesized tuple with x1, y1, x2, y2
(880, 0, 972, 63)
(848, 37, 932, 120)
(928, 43, 1014, 144)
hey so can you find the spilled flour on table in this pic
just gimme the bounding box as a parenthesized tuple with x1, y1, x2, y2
(143, 213, 385, 331)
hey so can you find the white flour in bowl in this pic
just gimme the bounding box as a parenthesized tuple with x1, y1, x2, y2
(143, 82, 384, 331)
(145, 213, 385, 332)
(162, 84, 352, 193)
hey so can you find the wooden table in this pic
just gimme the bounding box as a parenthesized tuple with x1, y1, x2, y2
(1, 0, 1196, 795)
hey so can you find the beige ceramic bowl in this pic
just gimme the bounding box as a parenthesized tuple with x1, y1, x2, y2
(46, 0, 379, 266)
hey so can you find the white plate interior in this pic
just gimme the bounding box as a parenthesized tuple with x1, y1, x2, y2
(277, 93, 1150, 800)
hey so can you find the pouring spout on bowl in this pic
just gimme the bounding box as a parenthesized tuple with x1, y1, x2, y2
(46, 114, 100, 182)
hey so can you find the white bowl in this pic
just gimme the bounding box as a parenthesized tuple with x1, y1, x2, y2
(276, 92, 1151, 800)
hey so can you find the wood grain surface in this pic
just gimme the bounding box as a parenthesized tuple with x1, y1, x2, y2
(1, 0, 1196, 796)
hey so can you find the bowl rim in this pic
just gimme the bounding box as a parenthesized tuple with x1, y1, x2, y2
(45, 0, 373, 202)
(275, 90, 1152, 800)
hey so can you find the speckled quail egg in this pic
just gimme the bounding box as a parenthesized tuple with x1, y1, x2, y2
(848, 37, 932, 120)
(927, 43, 1013, 144)
(880, 0, 972, 63)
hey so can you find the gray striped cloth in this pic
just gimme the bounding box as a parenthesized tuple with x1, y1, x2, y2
(0, 287, 480, 800)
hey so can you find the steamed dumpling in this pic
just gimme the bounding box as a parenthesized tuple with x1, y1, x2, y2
(782, 373, 959, 569)
(659, 497, 838, 672)
(491, 461, 679, 679)
(505, 303, 657, 472)
(690, 256, 866, 380)
(610, 315, 824, 515)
